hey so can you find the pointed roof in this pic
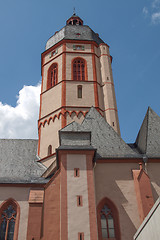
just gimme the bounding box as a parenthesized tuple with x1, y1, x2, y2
(60, 107, 140, 158)
(136, 107, 160, 157)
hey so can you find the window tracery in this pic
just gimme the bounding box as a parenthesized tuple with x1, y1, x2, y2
(47, 63, 58, 89)
(0, 199, 19, 240)
(73, 58, 86, 81)
(97, 198, 121, 240)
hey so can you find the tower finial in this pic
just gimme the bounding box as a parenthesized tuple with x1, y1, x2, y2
(73, 7, 76, 15)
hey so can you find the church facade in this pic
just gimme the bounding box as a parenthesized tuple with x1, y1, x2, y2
(0, 14, 160, 240)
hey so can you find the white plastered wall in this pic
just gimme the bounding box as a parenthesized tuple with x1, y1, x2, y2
(39, 115, 61, 158)
(67, 154, 91, 240)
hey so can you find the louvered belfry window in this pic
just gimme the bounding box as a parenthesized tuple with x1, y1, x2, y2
(73, 58, 85, 81)
(0, 204, 17, 240)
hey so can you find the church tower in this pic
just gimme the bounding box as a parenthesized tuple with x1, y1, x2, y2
(38, 14, 120, 165)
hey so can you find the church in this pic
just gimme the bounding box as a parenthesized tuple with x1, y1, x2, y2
(0, 13, 160, 240)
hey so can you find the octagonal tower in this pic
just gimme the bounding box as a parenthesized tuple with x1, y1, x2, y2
(38, 14, 120, 165)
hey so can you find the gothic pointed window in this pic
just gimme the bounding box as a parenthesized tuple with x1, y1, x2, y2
(100, 205, 115, 239)
(47, 63, 58, 89)
(0, 199, 20, 240)
(97, 198, 121, 240)
(73, 58, 86, 81)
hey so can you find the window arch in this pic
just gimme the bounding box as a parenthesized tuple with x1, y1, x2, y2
(72, 58, 87, 81)
(0, 198, 20, 240)
(97, 198, 121, 240)
(47, 63, 58, 89)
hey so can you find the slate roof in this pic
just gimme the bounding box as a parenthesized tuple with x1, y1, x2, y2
(45, 25, 104, 50)
(0, 139, 47, 183)
(60, 107, 141, 159)
(136, 107, 160, 158)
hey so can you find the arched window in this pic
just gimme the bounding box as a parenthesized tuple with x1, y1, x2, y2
(47, 63, 58, 89)
(73, 58, 86, 81)
(97, 198, 121, 240)
(0, 199, 20, 240)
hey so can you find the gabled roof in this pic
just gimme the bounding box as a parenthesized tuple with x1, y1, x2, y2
(0, 139, 47, 183)
(60, 107, 140, 158)
(136, 107, 160, 157)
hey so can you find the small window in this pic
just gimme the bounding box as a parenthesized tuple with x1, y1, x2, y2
(77, 85, 82, 98)
(77, 196, 83, 206)
(73, 45, 85, 51)
(78, 232, 84, 240)
(107, 77, 109, 80)
(74, 168, 80, 177)
(112, 122, 115, 127)
(49, 49, 58, 58)
(48, 145, 52, 155)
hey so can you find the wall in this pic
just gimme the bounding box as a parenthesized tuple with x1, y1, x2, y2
(94, 162, 140, 240)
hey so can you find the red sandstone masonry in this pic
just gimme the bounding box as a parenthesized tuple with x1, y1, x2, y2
(42, 172, 60, 240)
(132, 165, 154, 223)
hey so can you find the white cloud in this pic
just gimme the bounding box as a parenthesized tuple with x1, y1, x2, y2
(152, 0, 160, 9)
(143, 7, 148, 16)
(152, 11, 160, 23)
(142, 0, 160, 24)
(0, 84, 41, 139)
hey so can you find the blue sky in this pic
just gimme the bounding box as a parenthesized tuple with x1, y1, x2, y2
(0, 0, 160, 142)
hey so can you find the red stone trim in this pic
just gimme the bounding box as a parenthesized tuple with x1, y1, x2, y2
(37, 152, 56, 162)
(60, 154, 68, 240)
(91, 44, 99, 108)
(40, 80, 103, 95)
(104, 108, 117, 112)
(0, 183, 45, 187)
(97, 158, 143, 163)
(41, 39, 99, 57)
(0, 198, 20, 240)
(38, 110, 88, 128)
(103, 81, 114, 86)
(86, 154, 98, 240)
(97, 197, 121, 240)
(38, 55, 45, 155)
(42, 50, 113, 69)
(61, 43, 67, 128)
(38, 127, 41, 156)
